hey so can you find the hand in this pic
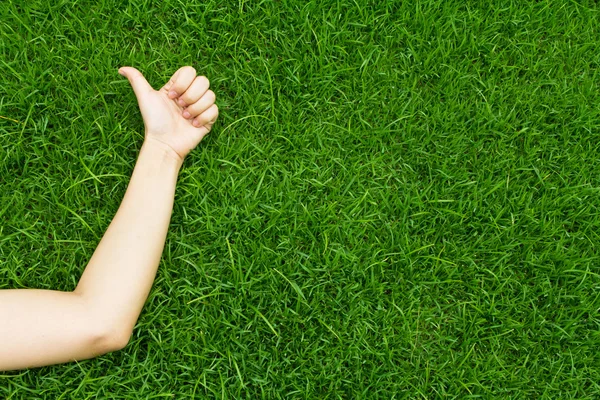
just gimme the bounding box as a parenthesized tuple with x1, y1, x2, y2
(118, 66, 218, 161)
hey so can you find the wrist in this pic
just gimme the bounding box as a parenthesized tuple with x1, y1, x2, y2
(140, 138, 184, 170)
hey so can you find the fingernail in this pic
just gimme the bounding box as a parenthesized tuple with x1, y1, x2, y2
(168, 90, 177, 99)
(193, 120, 200, 127)
(178, 98, 186, 106)
(183, 111, 190, 118)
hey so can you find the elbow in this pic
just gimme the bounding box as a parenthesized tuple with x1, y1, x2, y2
(72, 291, 133, 355)
(89, 322, 132, 355)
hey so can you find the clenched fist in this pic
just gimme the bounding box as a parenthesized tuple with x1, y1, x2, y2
(119, 66, 218, 161)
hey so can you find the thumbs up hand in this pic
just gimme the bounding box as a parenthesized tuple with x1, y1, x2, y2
(118, 66, 219, 161)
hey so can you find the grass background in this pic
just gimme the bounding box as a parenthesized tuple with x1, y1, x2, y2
(1, 0, 600, 398)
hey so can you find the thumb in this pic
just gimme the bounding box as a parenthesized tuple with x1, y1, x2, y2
(118, 66, 154, 101)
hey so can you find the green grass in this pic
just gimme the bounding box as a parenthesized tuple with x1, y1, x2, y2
(1, 0, 600, 397)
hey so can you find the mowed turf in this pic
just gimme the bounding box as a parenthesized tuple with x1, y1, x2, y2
(1, 0, 600, 398)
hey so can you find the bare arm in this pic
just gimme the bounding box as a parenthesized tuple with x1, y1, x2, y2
(0, 66, 218, 371)
(0, 142, 180, 369)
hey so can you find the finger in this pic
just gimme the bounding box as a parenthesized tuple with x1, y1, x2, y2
(192, 104, 218, 128)
(163, 66, 196, 99)
(161, 68, 181, 92)
(118, 67, 154, 101)
(177, 76, 210, 107)
(182, 90, 216, 119)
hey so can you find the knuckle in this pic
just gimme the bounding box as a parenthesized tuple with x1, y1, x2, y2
(206, 90, 216, 102)
(197, 75, 210, 87)
(184, 66, 196, 76)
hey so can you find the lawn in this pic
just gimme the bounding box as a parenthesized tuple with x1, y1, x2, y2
(1, 0, 600, 398)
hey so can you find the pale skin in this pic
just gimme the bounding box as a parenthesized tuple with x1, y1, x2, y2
(0, 66, 218, 371)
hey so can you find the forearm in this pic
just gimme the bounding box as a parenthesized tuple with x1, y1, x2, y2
(74, 140, 182, 335)
(0, 140, 182, 371)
